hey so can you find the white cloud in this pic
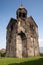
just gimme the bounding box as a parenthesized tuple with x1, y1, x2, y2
(39, 39, 43, 47)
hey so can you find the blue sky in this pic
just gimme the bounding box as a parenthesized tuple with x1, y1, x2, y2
(0, 0, 43, 49)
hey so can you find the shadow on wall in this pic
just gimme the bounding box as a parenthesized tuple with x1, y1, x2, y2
(9, 58, 43, 65)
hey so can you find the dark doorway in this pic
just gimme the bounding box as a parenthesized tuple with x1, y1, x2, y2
(18, 31, 26, 40)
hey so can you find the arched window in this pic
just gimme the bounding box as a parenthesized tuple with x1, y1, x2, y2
(30, 24, 34, 31)
(22, 13, 26, 18)
(18, 31, 26, 40)
(19, 12, 21, 17)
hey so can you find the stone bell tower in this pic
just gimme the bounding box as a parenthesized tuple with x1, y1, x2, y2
(6, 5, 40, 58)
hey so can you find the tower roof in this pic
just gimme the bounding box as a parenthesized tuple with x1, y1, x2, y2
(19, 5, 24, 9)
(17, 5, 27, 12)
(16, 5, 27, 19)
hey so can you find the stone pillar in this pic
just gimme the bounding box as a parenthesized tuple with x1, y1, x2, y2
(16, 35, 22, 58)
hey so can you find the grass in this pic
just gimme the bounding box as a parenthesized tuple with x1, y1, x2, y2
(0, 56, 43, 65)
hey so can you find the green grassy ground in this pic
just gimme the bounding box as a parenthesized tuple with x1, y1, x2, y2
(0, 57, 43, 65)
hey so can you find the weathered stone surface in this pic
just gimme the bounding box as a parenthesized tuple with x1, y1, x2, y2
(6, 6, 40, 58)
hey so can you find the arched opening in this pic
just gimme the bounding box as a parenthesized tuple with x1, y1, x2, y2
(18, 31, 27, 57)
(18, 31, 27, 40)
